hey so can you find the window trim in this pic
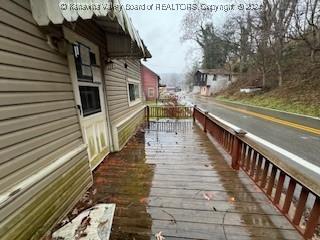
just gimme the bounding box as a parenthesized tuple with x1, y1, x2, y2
(79, 85, 102, 117)
(127, 78, 141, 107)
(73, 42, 94, 82)
(148, 87, 155, 98)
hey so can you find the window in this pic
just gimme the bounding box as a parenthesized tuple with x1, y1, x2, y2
(128, 80, 141, 104)
(148, 88, 155, 98)
(213, 74, 217, 81)
(79, 86, 101, 116)
(73, 43, 95, 81)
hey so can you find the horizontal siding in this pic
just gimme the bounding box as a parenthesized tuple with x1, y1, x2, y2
(0, 50, 69, 73)
(0, 92, 74, 106)
(0, 138, 83, 191)
(117, 108, 145, 149)
(0, 64, 71, 83)
(0, 150, 92, 240)
(0, 125, 80, 165)
(0, 100, 75, 121)
(0, 79, 72, 92)
(104, 59, 143, 124)
(0, 2, 91, 240)
(0, 37, 67, 64)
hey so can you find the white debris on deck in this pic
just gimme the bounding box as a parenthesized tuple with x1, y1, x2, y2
(53, 204, 115, 240)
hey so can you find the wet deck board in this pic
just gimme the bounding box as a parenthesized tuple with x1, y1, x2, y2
(69, 121, 302, 240)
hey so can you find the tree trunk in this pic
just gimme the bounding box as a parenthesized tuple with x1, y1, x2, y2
(262, 68, 266, 87)
(311, 49, 315, 62)
(276, 61, 283, 87)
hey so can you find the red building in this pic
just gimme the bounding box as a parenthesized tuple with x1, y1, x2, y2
(141, 64, 160, 101)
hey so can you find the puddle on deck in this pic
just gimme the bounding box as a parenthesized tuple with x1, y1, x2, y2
(56, 120, 302, 240)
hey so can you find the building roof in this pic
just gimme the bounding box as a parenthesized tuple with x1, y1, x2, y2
(141, 64, 160, 80)
(197, 69, 235, 75)
(30, 0, 150, 58)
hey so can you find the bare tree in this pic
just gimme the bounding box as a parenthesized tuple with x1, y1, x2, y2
(291, 0, 320, 61)
(221, 13, 254, 73)
(180, 0, 212, 43)
(268, 0, 298, 87)
(250, 0, 274, 87)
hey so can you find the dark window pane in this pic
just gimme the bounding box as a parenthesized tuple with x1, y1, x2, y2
(79, 86, 101, 116)
(129, 83, 135, 101)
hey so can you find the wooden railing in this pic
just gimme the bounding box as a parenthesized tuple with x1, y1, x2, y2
(146, 106, 193, 119)
(193, 106, 320, 239)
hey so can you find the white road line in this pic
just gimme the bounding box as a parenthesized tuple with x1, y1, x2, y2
(208, 113, 320, 176)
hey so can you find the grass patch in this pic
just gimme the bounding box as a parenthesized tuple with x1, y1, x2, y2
(216, 95, 320, 117)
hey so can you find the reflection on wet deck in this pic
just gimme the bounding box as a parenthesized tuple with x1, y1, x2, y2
(90, 120, 302, 239)
(147, 120, 193, 133)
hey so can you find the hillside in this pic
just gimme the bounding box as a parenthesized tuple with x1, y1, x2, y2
(216, 42, 320, 117)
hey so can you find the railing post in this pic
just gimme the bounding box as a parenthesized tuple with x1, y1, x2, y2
(204, 111, 208, 133)
(231, 137, 241, 170)
(304, 197, 320, 239)
(231, 129, 246, 170)
(146, 105, 150, 128)
(193, 105, 197, 122)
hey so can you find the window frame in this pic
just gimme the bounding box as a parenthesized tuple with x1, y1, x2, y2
(79, 85, 102, 117)
(127, 78, 141, 107)
(73, 42, 94, 82)
(148, 87, 155, 98)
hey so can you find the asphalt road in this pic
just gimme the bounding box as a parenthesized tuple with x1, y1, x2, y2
(185, 95, 320, 167)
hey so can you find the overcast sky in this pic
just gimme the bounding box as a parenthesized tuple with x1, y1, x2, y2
(122, 0, 246, 74)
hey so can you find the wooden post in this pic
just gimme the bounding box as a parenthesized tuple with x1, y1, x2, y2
(193, 105, 197, 122)
(304, 197, 320, 239)
(231, 137, 241, 170)
(231, 130, 246, 170)
(283, 179, 296, 214)
(204, 112, 208, 133)
(146, 106, 150, 128)
(293, 188, 309, 225)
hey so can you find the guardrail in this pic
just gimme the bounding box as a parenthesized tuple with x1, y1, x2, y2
(193, 106, 319, 239)
(146, 105, 193, 119)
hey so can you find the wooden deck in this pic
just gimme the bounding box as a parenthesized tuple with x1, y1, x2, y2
(70, 120, 303, 240)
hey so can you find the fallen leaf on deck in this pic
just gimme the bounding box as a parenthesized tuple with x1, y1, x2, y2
(203, 192, 213, 201)
(155, 231, 165, 240)
(61, 217, 70, 225)
(92, 188, 97, 195)
(72, 208, 78, 216)
(74, 215, 91, 239)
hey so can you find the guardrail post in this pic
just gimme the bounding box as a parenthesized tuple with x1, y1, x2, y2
(204, 111, 208, 133)
(193, 105, 197, 122)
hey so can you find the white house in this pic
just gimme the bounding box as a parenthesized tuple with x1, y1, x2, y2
(194, 69, 238, 96)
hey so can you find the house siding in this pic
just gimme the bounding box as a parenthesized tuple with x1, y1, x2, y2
(0, 1, 92, 238)
(104, 59, 145, 150)
(206, 75, 231, 96)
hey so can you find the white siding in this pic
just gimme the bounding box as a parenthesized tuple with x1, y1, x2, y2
(104, 59, 144, 124)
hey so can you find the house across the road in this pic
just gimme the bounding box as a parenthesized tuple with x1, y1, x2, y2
(141, 64, 160, 101)
(193, 69, 238, 96)
(0, 1, 151, 239)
